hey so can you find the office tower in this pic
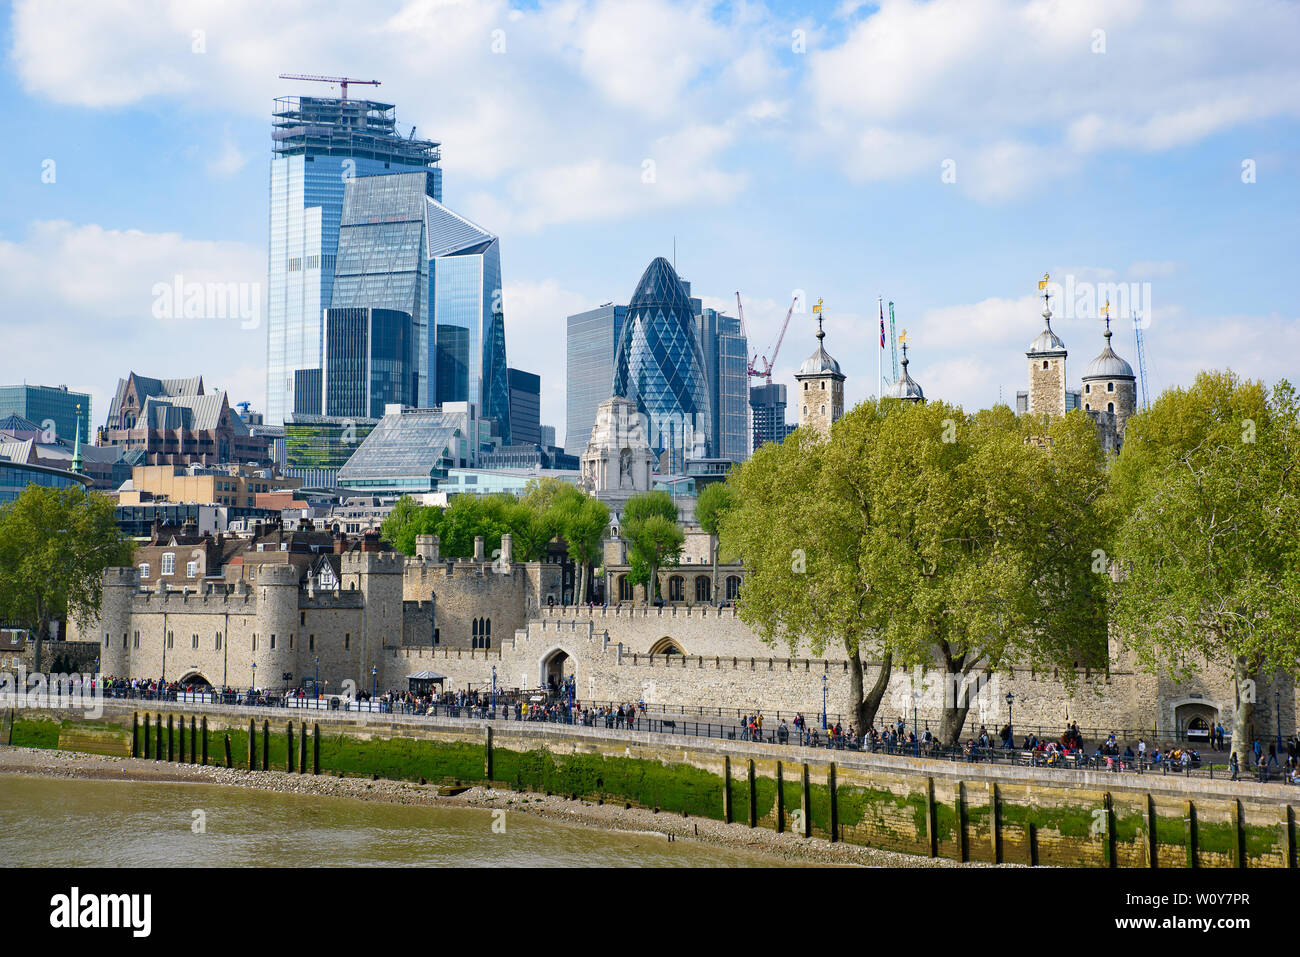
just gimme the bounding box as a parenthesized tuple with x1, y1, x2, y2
(612, 257, 712, 474)
(748, 382, 789, 451)
(330, 171, 439, 406)
(266, 94, 440, 424)
(321, 307, 417, 419)
(698, 307, 748, 464)
(565, 303, 627, 457)
(427, 201, 511, 443)
(506, 368, 541, 447)
(0, 384, 91, 446)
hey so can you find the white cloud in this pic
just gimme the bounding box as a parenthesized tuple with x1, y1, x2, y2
(501, 277, 595, 444)
(0, 220, 266, 420)
(802, 0, 1300, 201)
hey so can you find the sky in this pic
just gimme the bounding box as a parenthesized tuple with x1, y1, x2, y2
(2, 0, 1298, 445)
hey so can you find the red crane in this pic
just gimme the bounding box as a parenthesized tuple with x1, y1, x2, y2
(736, 292, 798, 384)
(279, 73, 381, 100)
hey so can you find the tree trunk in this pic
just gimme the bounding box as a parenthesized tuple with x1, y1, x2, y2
(939, 665, 973, 747)
(576, 561, 587, 605)
(847, 651, 892, 731)
(1232, 655, 1256, 769)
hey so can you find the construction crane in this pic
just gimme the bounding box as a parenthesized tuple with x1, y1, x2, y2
(278, 73, 381, 100)
(1133, 311, 1151, 411)
(736, 292, 798, 384)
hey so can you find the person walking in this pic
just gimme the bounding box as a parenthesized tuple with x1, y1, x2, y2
(1229, 751, 1239, 781)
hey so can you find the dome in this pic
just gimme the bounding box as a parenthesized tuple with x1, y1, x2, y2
(886, 344, 924, 402)
(1027, 309, 1066, 355)
(798, 345, 842, 377)
(1082, 320, 1135, 380)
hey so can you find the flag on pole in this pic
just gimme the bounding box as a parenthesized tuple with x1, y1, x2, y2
(879, 300, 886, 348)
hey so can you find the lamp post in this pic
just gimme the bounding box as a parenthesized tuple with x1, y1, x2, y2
(912, 691, 919, 758)
(314, 656, 319, 704)
(491, 665, 497, 714)
(371, 667, 378, 710)
(822, 673, 828, 731)
(251, 661, 256, 703)
(1276, 690, 1283, 752)
(1006, 692, 1015, 749)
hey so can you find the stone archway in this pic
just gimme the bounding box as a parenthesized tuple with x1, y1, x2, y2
(178, 672, 213, 691)
(1171, 699, 1219, 743)
(539, 646, 576, 693)
(649, 637, 684, 656)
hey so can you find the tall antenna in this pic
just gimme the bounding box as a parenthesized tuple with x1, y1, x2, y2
(1133, 312, 1151, 411)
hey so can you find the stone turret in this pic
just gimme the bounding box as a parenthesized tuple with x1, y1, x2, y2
(1026, 282, 1067, 417)
(251, 563, 299, 689)
(415, 534, 440, 562)
(93, 566, 140, 675)
(794, 300, 845, 438)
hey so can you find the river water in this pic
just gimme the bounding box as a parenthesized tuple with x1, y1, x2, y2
(0, 775, 785, 867)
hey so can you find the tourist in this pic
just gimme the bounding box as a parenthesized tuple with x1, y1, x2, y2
(1229, 751, 1239, 781)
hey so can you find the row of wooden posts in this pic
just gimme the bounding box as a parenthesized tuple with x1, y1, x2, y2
(713, 755, 1296, 868)
(131, 711, 321, 776)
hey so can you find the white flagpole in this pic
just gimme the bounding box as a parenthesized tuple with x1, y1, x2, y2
(877, 295, 883, 398)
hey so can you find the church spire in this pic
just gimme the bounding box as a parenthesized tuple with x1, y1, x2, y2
(71, 403, 83, 474)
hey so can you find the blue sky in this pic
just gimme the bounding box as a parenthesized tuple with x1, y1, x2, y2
(2, 0, 1297, 441)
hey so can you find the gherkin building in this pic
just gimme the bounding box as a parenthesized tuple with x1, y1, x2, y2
(612, 257, 712, 473)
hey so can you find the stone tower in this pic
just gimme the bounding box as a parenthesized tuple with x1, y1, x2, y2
(794, 301, 845, 438)
(251, 563, 299, 690)
(1026, 286, 1067, 417)
(94, 566, 140, 676)
(1080, 314, 1138, 441)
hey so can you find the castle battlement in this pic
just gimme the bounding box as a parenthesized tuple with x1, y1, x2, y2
(539, 604, 740, 620)
(341, 551, 405, 574)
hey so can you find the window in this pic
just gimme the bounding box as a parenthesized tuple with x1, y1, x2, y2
(695, 576, 712, 602)
(618, 576, 633, 601)
(821, 405, 826, 415)
(726, 575, 742, 600)
(1107, 402, 1115, 413)
(133, 630, 140, 649)
(803, 382, 808, 390)
(345, 633, 350, 650)
(1085, 384, 1091, 394)
(167, 632, 174, 649)
(309, 635, 315, 651)
(138, 562, 150, 577)
(1107, 381, 1114, 392)
(820, 381, 825, 390)
(433, 628, 440, 645)
(161, 553, 175, 576)
(802, 405, 808, 416)
(186, 561, 198, 578)
(192, 634, 199, 649)
(270, 635, 276, 650)
(252, 635, 258, 651)
(1042, 360, 1048, 369)
(216, 632, 222, 650)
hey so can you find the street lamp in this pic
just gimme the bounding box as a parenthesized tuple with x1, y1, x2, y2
(822, 673, 828, 731)
(251, 661, 256, 702)
(371, 667, 378, 708)
(912, 691, 919, 757)
(1276, 690, 1283, 752)
(1006, 692, 1015, 749)
(491, 664, 497, 714)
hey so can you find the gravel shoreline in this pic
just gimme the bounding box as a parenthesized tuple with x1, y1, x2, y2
(0, 746, 985, 867)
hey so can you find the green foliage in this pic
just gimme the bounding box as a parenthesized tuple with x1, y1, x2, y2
(721, 397, 1109, 742)
(1106, 371, 1300, 760)
(0, 485, 134, 639)
(695, 481, 735, 538)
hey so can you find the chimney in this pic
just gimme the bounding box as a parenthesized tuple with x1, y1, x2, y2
(473, 535, 485, 563)
(500, 532, 513, 565)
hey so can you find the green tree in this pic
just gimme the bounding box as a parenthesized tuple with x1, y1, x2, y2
(0, 485, 134, 670)
(1107, 371, 1300, 767)
(621, 491, 682, 602)
(380, 497, 443, 555)
(556, 495, 610, 604)
(722, 399, 1108, 741)
(695, 481, 736, 605)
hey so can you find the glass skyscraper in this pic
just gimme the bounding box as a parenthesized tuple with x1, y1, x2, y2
(749, 382, 790, 451)
(698, 307, 749, 464)
(321, 307, 417, 419)
(330, 171, 437, 405)
(506, 368, 541, 447)
(565, 303, 627, 457)
(612, 257, 712, 474)
(427, 201, 510, 444)
(266, 95, 441, 424)
(0, 384, 91, 446)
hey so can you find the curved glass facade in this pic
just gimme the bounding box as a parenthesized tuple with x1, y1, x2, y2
(612, 257, 711, 473)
